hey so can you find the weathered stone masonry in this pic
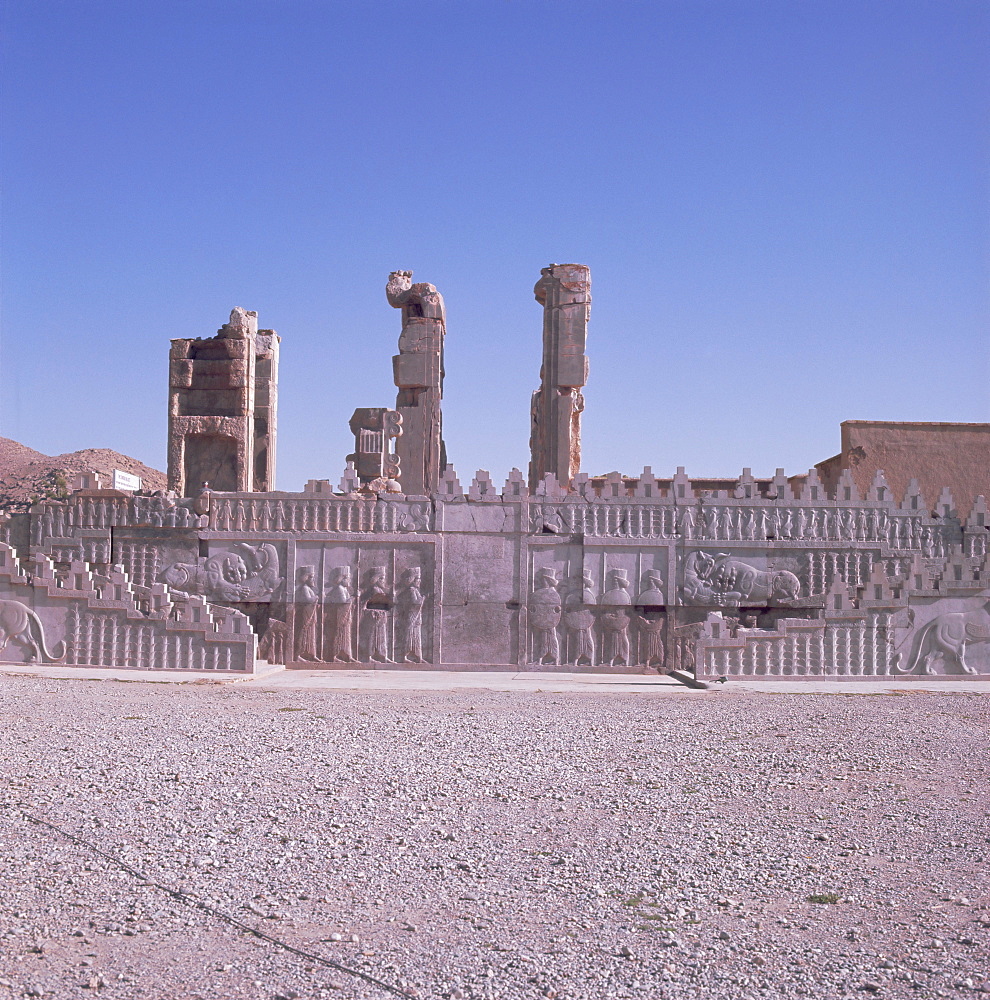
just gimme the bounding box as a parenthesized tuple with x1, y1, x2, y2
(1, 265, 988, 680)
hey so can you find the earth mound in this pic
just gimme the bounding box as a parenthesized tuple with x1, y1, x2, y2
(0, 436, 167, 511)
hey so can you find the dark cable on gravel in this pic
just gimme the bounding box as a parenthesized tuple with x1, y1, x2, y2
(19, 810, 423, 999)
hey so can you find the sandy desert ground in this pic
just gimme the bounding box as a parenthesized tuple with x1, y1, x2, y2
(0, 678, 987, 1000)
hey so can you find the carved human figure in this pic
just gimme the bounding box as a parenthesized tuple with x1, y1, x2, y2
(323, 566, 355, 662)
(362, 567, 391, 662)
(703, 506, 718, 539)
(679, 506, 696, 539)
(757, 507, 771, 539)
(396, 567, 426, 663)
(599, 607, 631, 666)
(636, 612, 665, 668)
(742, 507, 756, 540)
(560, 570, 595, 665)
(563, 569, 594, 608)
(529, 567, 562, 665)
(636, 570, 665, 606)
(780, 508, 793, 539)
(294, 567, 320, 662)
(601, 569, 632, 606)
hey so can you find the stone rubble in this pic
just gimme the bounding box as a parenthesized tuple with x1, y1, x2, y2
(0, 678, 986, 998)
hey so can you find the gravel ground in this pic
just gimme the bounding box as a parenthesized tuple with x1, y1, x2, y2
(0, 679, 987, 1000)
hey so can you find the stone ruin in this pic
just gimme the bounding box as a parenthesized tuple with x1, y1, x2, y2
(2, 266, 989, 682)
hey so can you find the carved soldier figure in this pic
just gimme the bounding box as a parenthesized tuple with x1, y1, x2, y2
(636, 612, 665, 668)
(529, 567, 562, 665)
(599, 607, 631, 666)
(601, 569, 632, 606)
(323, 566, 355, 662)
(396, 567, 426, 663)
(598, 568, 632, 665)
(636, 570, 665, 605)
(362, 566, 391, 663)
(679, 506, 696, 539)
(563, 572, 596, 666)
(294, 566, 320, 662)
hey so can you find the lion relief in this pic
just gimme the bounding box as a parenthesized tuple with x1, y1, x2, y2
(683, 551, 802, 606)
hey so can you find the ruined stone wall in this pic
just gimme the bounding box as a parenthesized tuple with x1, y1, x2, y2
(167, 308, 279, 495)
(9, 466, 989, 678)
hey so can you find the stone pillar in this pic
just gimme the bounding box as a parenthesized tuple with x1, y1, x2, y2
(528, 264, 591, 491)
(167, 307, 280, 496)
(253, 328, 279, 492)
(386, 271, 446, 496)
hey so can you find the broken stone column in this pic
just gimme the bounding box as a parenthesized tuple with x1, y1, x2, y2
(386, 271, 446, 496)
(529, 264, 591, 491)
(167, 307, 280, 495)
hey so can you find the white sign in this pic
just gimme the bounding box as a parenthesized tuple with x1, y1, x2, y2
(112, 470, 142, 492)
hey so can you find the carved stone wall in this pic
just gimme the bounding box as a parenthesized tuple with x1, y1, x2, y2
(10, 474, 988, 678)
(0, 542, 255, 672)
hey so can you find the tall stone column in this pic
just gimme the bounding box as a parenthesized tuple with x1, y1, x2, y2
(529, 264, 591, 491)
(386, 271, 446, 496)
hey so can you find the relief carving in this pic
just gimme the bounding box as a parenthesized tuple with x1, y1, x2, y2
(258, 617, 289, 664)
(599, 607, 630, 666)
(683, 551, 802, 606)
(294, 566, 321, 662)
(636, 570, 665, 605)
(529, 567, 562, 665)
(894, 602, 990, 675)
(0, 600, 65, 662)
(396, 567, 426, 663)
(323, 567, 355, 662)
(563, 569, 596, 666)
(362, 566, 392, 663)
(636, 612, 666, 668)
(162, 543, 282, 604)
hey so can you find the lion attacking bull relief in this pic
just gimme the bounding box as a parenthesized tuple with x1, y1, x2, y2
(682, 551, 802, 606)
(162, 543, 282, 604)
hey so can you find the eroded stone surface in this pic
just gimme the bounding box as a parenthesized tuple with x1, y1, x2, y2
(2, 266, 989, 679)
(529, 264, 591, 491)
(167, 308, 279, 495)
(387, 271, 446, 497)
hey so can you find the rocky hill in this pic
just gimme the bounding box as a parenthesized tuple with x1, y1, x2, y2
(0, 436, 167, 511)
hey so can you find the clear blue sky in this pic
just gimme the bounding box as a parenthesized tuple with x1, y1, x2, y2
(1, 0, 987, 489)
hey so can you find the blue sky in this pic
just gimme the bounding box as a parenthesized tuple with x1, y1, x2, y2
(1, 0, 987, 489)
